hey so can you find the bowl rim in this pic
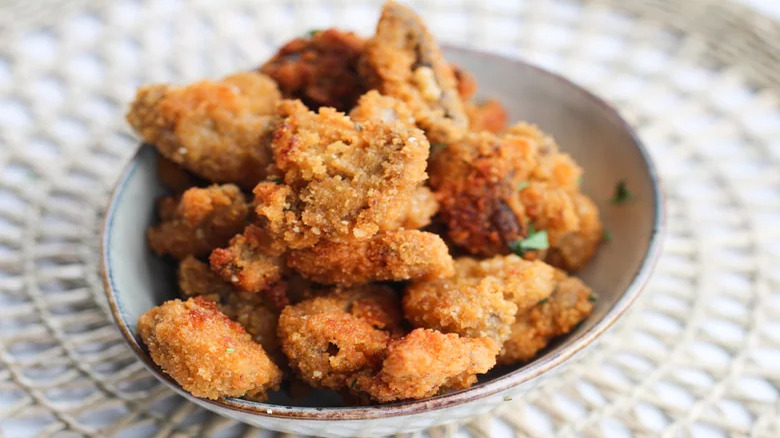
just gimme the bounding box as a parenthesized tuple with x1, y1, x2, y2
(101, 45, 666, 421)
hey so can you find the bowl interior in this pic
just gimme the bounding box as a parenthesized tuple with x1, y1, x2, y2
(103, 46, 662, 415)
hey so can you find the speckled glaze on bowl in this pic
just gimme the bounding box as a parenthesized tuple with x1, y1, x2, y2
(101, 46, 665, 437)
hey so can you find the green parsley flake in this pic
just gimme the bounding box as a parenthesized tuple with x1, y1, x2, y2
(538, 297, 548, 305)
(611, 180, 633, 204)
(273, 178, 283, 185)
(354, 122, 364, 131)
(588, 294, 597, 302)
(517, 181, 530, 191)
(306, 29, 322, 38)
(431, 142, 447, 151)
(226, 348, 235, 353)
(603, 230, 612, 242)
(508, 224, 549, 256)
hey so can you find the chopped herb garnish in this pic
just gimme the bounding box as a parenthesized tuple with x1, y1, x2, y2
(226, 348, 235, 353)
(503, 396, 513, 401)
(354, 122, 364, 131)
(273, 178, 283, 185)
(603, 230, 612, 242)
(588, 294, 597, 302)
(431, 142, 447, 151)
(611, 180, 633, 204)
(517, 181, 529, 191)
(508, 224, 549, 256)
(538, 298, 548, 305)
(306, 29, 322, 38)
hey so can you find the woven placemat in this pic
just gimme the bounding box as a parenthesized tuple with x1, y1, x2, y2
(1, 0, 779, 436)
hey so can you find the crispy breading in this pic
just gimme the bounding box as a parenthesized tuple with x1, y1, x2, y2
(429, 130, 537, 256)
(465, 99, 509, 134)
(395, 186, 438, 229)
(147, 184, 248, 260)
(361, 1, 468, 144)
(429, 123, 602, 270)
(350, 328, 498, 402)
(209, 225, 285, 296)
(254, 98, 429, 248)
(348, 90, 416, 128)
(277, 285, 402, 390)
(287, 229, 454, 285)
(498, 270, 594, 365)
(126, 72, 281, 189)
(404, 255, 555, 343)
(137, 297, 282, 400)
(178, 256, 281, 358)
(261, 28, 366, 111)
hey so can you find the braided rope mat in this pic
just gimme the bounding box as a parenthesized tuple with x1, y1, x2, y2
(1, 0, 779, 436)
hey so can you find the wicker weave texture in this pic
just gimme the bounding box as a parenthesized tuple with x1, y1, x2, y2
(0, 0, 779, 437)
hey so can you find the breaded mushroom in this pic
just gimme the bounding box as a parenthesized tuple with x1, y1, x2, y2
(361, 1, 468, 144)
(277, 285, 402, 390)
(261, 28, 366, 111)
(349, 328, 499, 402)
(286, 229, 454, 285)
(126, 72, 281, 189)
(209, 225, 285, 296)
(253, 98, 429, 248)
(147, 184, 248, 260)
(429, 123, 602, 271)
(403, 255, 555, 343)
(137, 297, 282, 400)
(498, 270, 595, 365)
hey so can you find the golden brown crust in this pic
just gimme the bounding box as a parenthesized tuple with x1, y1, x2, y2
(277, 285, 402, 390)
(126, 72, 281, 189)
(209, 225, 285, 296)
(177, 256, 281, 359)
(429, 130, 538, 256)
(403, 255, 555, 343)
(429, 123, 602, 270)
(395, 186, 438, 229)
(498, 270, 594, 365)
(254, 98, 430, 248)
(360, 1, 468, 144)
(286, 229, 454, 285)
(137, 297, 282, 400)
(350, 328, 499, 402)
(465, 99, 509, 134)
(261, 28, 366, 112)
(147, 184, 248, 260)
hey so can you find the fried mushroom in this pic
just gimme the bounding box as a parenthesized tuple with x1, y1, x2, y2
(287, 229, 454, 285)
(361, 1, 468, 143)
(403, 255, 556, 343)
(147, 184, 248, 260)
(253, 98, 429, 248)
(138, 297, 282, 400)
(349, 328, 499, 402)
(277, 285, 402, 390)
(126, 72, 281, 189)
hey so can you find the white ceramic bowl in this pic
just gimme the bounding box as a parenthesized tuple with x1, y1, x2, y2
(102, 46, 664, 437)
